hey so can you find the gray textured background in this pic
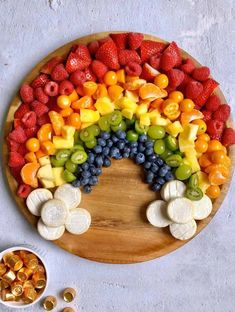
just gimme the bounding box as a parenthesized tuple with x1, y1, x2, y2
(0, 0, 235, 311)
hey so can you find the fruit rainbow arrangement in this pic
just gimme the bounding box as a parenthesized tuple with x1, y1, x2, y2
(5, 32, 235, 241)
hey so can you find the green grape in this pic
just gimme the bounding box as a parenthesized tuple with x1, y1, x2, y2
(80, 128, 94, 142)
(175, 164, 192, 180)
(87, 124, 100, 137)
(63, 169, 77, 182)
(135, 120, 149, 134)
(185, 187, 203, 201)
(125, 117, 136, 128)
(165, 154, 183, 167)
(65, 159, 78, 173)
(56, 149, 71, 161)
(154, 140, 165, 155)
(147, 125, 165, 139)
(165, 135, 178, 151)
(126, 130, 139, 142)
(85, 137, 97, 149)
(111, 120, 127, 132)
(98, 116, 111, 132)
(108, 111, 122, 126)
(72, 144, 85, 152)
(160, 148, 173, 160)
(70, 150, 88, 164)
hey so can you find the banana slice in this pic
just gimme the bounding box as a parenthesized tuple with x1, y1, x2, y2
(37, 218, 65, 241)
(26, 188, 53, 216)
(41, 199, 68, 227)
(167, 197, 193, 224)
(54, 184, 81, 210)
(160, 180, 186, 201)
(169, 220, 197, 240)
(146, 200, 172, 227)
(192, 195, 213, 220)
(65, 208, 91, 235)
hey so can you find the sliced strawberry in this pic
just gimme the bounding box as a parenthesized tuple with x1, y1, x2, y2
(128, 32, 144, 50)
(88, 40, 99, 55)
(40, 56, 64, 74)
(160, 52, 177, 72)
(194, 79, 219, 107)
(14, 103, 30, 119)
(9, 126, 27, 143)
(110, 33, 128, 50)
(185, 81, 203, 99)
(66, 52, 89, 73)
(84, 67, 97, 82)
(222, 128, 235, 147)
(22, 111, 37, 128)
(118, 50, 141, 66)
(149, 54, 161, 70)
(91, 60, 108, 79)
(51, 64, 69, 81)
(125, 62, 142, 76)
(192, 66, 210, 81)
(180, 58, 195, 74)
(98, 36, 112, 46)
(140, 40, 166, 62)
(31, 74, 49, 89)
(167, 69, 184, 87)
(212, 104, 230, 122)
(163, 41, 182, 67)
(17, 184, 32, 198)
(96, 40, 120, 70)
(140, 63, 159, 81)
(20, 84, 34, 103)
(8, 151, 25, 168)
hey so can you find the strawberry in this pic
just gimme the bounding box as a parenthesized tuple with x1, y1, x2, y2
(149, 54, 161, 70)
(98, 36, 112, 46)
(31, 74, 49, 89)
(88, 40, 100, 55)
(167, 69, 184, 87)
(66, 52, 89, 73)
(34, 87, 49, 104)
(140, 63, 159, 81)
(118, 50, 141, 66)
(212, 104, 231, 122)
(8, 151, 25, 168)
(31, 100, 49, 117)
(110, 33, 128, 50)
(192, 66, 210, 81)
(70, 70, 86, 86)
(37, 114, 51, 126)
(40, 56, 64, 74)
(160, 52, 177, 72)
(9, 126, 27, 143)
(128, 32, 144, 50)
(75, 44, 91, 63)
(180, 58, 195, 74)
(185, 81, 203, 99)
(17, 184, 32, 198)
(205, 95, 221, 112)
(91, 60, 108, 79)
(125, 62, 142, 76)
(140, 40, 166, 63)
(202, 110, 212, 122)
(96, 40, 120, 70)
(24, 126, 38, 138)
(84, 67, 97, 82)
(70, 44, 78, 52)
(20, 84, 34, 103)
(163, 41, 182, 67)
(51, 64, 69, 81)
(14, 103, 30, 119)
(222, 128, 235, 147)
(17, 143, 28, 156)
(10, 166, 23, 184)
(59, 80, 74, 95)
(21, 111, 37, 128)
(194, 78, 219, 107)
(44, 81, 59, 97)
(7, 137, 20, 151)
(206, 119, 224, 137)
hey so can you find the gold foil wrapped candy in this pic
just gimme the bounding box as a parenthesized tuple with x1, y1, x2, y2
(63, 308, 75, 312)
(43, 295, 57, 311)
(62, 287, 76, 302)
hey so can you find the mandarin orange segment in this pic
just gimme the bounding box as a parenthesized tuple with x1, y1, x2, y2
(71, 96, 93, 110)
(60, 107, 74, 117)
(41, 141, 56, 155)
(124, 79, 146, 91)
(37, 123, 53, 142)
(25, 152, 37, 163)
(150, 98, 164, 111)
(35, 149, 47, 159)
(21, 163, 40, 188)
(116, 69, 125, 83)
(83, 81, 98, 96)
(139, 83, 168, 100)
(108, 85, 124, 101)
(93, 84, 108, 99)
(180, 109, 203, 125)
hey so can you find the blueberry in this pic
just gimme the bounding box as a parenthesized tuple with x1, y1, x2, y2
(158, 166, 169, 177)
(100, 131, 110, 140)
(103, 157, 111, 167)
(130, 141, 138, 148)
(106, 139, 113, 148)
(165, 171, 174, 181)
(152, 183, 161, 191)
(77, 166, 83, 174)
(130, 152, 136, 158)
(95, 155, 103, 167)
(138, 143, 145, 153)
(147, 155, 157, 163)
(123, 146, 130, 154)
(131, 147, 138, 154)
(155, 158, 164, 166)
(72, 179, 81, 187)
(102, 146, 110, 156)
(81, 170, 91, 178)
(151, 163, 159, 173)
(81, 177, 90, 186)
(146, 171, 154, 184)
(145, 147, 154, 156)
(89, 176, 98, 186)
(139, 134, 147, 143)
(81, 163, 89, 171)
(123, 152, 130, 158)
(145, 141, 154, 148)
(96, 168, 102, 176)
(94, 145, 102, 154)
(117, 140, 125, 150)
(97, 138, 106, 147)
(155, 177, 165, 185)
(83, 185, 92, 193)
(87, 153, 95, 164)
(115, 153, 123, 160)
(90, 165, 97, 175)
(135, 153, 145, 165)
(111, 135, 119, 143)
(110, 147, 119, 158)
(116, 130, 126, 139)
(144, 161, 151, 169)
(163, 164, 171, 171)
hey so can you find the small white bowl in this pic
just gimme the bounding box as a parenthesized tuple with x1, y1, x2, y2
(0, 246, 48, 309)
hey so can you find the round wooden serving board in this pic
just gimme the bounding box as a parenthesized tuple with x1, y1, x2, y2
(3, 32, 235, 263)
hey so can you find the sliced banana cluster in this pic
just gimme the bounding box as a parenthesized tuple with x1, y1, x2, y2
(26, 184, 91, 240)
(146, 180, 213, 240)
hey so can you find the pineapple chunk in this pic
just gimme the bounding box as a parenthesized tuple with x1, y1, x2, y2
(116, 97, 137, 112)
(125, 90, 139, 102)
(61, 125, 76, 139)
(80, 109, 100, 123)
(52, 167, 66, 186)
(135, 103, 149, 118)
(151, 115, 171, 126)
(184, 150, 200, 173)
(197, 171, 210, 193)
(166, 121, 183, 137)
(37, 164, 54, 181)
(121, 109, 134, 120)
(53, 136, 74, 149)
(179, 124, 199, 152)
(140, 113, 151, 127)
(38, 156, 50, 166)
(95, 97, 114, 115)
(40, 178, 55, 188)
(80, 122, 93, 129)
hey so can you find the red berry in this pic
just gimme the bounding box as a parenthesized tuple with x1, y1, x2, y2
(17, 184, 32, 198)
(95, 40, 120, 70)
(206, 119, 224, 137)
(9, 126, 27, 143)
(125, 62, 142, 76)
(34, 87, 49, 104)
(192, 66, 210, 81)
(44, 81, 59, 96)
(110, 33, 128, 50)
(20, 84, 34, 103)
(75, 44, 91, 64)
(40, 56, 64, 74)
(21, 111, 37, 128)
(140, 63, 159, 81)
(17, 143, 28, 156)
(37, 114, 51, 126)
(7, 137, 20, 152)
(31, 100, 49, 117)
(31, 74, 49, 89)
(66, 51, 90, 74)
(205, 94, 221, 111)
(59, 80, 74, 95)
(51, 64, 69, 81)
(10, 166, 23, 184)
(180, 58, 195, 74)
(167, 69, 184, 87)
(185, 81, 203, 99)
(221, 127, 235, 147)
(98, 37, 112, 46)
(14, 119, 23, 128)
(24, 126, 38, 138)
(212, 104, 231, 122)
(128, 32, 144, 50)
(202, 110, 212, 122)
(84, 67, 97, 82)
(8, 151, 25, 168)
(210, 133, 222, 141)
(160, 52, 176, 72)
(149, 54, 161, 70)
(118, 49, 141, 66)
(88, 40, 99, 55)
(70, 70, 86, 86)
(91, 60, 108, 79)
(14, 103, 30, 119)
(140, 40, 166, 62)
(194, 78, 219, 107)
(165, 41, 182, 66)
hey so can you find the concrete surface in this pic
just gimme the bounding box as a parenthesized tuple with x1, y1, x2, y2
(0, 0, 235, 311)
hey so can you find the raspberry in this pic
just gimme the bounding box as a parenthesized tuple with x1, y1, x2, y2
(167, 69, 184, 87)
(31, 101, 49, 117)
(202, 110, 212, 122)
(7, 137, 20, 151)
(160, 52, 176, 72)
(51, 64, 69, 81)
(194, 78, 219, 107)
(10, 166, 23, 184)
(205, 94, 221, 112)
(128, 32, 144, 50)
(88, 40, 99, 55)
(221, 127, 235, 147)
(8, 151, 25, 168)
(180, 58, 195, 74)
(37, 114, 51, 126)
(44, 81, 59, 97)
(125, 62, 142, 76)
(9, 126, 27, 143)
(91, 60, 108, 79)
(21, 111, 37, 128)
(118, 50, 141, 66)
(212, 104, 231, 122)
(34, 87, 49, 104)
(59, 80, 74, 95)
(149, 54, 161, 70)
(31, 74, 49, 89)
(24, 126, 38, 138)
(14, 119, 23, 128)
(192, 66, 210, 82)
(210, 133, 222, 141)
(70, 70, 86, 86)
(17, 184, 32, 198)
(14, 103, 30, 119)
(206, 119, 224, 137)
(17, 143, 28, 156)
(20, 84, 34, 103)
(84, 67, 97, 82)
(185, 81, 203, 99)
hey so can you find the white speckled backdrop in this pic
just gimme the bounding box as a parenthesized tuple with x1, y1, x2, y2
(0, 0, 235, 311)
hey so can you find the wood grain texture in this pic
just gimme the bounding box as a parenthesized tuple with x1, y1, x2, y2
(2, 32, 235, 264)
